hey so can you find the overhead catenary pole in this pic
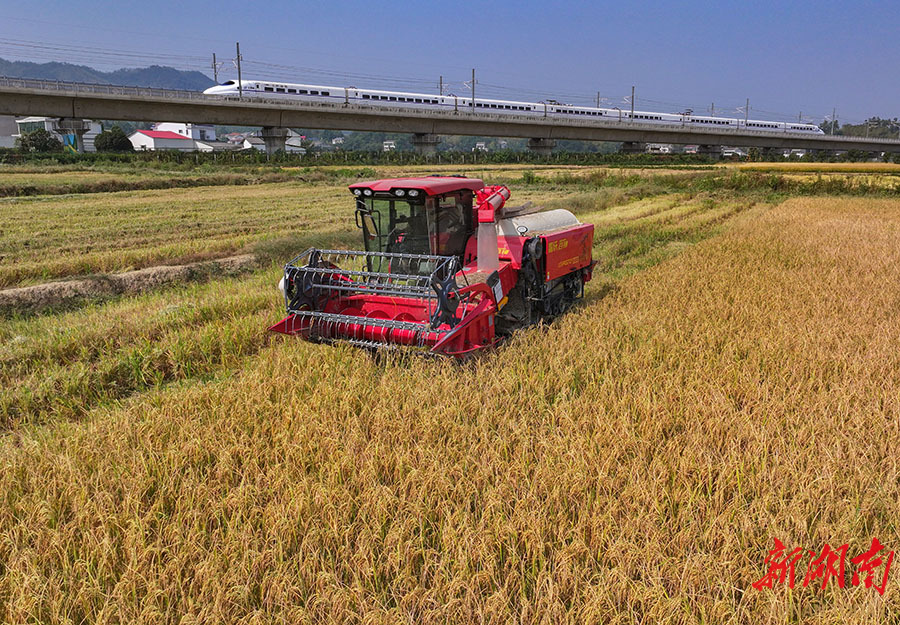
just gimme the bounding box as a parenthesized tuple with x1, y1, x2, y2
(630, 85, 635, 123)
(832, 108, 837, 135)
(745, 98, 749, 124)
(439, 75, 443, 96)
(597, 92, 600, 109)
(236, 42, 243, 99)
(212, 53, 218, 83)
(471, 68, 475, 108)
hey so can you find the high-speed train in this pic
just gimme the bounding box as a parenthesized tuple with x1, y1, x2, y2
(203, 79, 825, 135)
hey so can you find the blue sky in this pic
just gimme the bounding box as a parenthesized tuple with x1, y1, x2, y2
(2, 0, 896, 124)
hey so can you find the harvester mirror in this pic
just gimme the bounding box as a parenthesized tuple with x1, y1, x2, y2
(361, 212, 379, 240)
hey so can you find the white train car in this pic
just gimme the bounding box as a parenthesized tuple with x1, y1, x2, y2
(203, 80, 824, 135)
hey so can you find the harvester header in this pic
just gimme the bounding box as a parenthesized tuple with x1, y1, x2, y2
(270, 175, 595, 357)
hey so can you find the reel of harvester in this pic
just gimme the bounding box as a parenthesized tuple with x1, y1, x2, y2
(270, 248, 499, 355)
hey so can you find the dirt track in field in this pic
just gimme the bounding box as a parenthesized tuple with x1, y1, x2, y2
(0, 254, 258, 314)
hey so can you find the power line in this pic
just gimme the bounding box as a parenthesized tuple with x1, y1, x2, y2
(0, 36, 877, 125)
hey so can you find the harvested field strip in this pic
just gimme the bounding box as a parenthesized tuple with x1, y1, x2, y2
(584, 194, 692, 224)
(0, 166, 380, 197)
(0, 268, 282, 428)
(1, 197, 897, 622)
(578, 194, 764, 278)
(0, 183, 354, 287)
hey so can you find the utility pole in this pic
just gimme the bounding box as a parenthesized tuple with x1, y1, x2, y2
(212, 53, 218, 83)
(832, 108, 837, 135)
(471, 68, 475, 108)
(630, 85, 635, 122)
(439, 76, 443, 96)
(745, 98, 749, 124)
(235, 42, 243, 99)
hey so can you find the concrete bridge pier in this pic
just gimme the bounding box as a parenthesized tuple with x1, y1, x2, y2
(527, 138, 556, 156)
(52, 118, 90, 152)
(260, 126, 289, 155)
(411, 133, 440, 155)
(698, 144, 722, 158)
(620, 141, 646, 154)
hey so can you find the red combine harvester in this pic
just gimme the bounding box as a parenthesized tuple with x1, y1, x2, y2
(269, 176, 595, 357)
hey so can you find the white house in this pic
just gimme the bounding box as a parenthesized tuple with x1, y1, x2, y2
(154, 122, 217, 142)
(128, 129, 196, 151)
(14, 116, 102, 152)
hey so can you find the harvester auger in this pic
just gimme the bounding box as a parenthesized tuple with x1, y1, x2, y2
(269, 176, 596, 357)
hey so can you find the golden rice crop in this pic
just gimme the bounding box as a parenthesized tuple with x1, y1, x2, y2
(1, 195, 897, 623)
(737, 161, 900, 173)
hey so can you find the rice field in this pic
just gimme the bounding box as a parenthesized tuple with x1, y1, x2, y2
(0, 164, 898, 622)
(737, 161, 900, 173)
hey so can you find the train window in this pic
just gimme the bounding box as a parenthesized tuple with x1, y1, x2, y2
(298, 89, 307, 94)
(415, 98, 422, 103)
(287, 89, 296, 94)
(276, 88, 285, 93)
(264, 87, 274, 92)
(362, 94, 369, 99)
(389, 96, 396, 101)
(322, 91, 330, 96)
(309, 90, 318, 95)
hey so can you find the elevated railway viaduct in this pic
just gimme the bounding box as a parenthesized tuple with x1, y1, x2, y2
(2, 77, 899, 156)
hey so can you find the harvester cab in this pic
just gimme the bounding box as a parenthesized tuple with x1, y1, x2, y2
(269, 176, 595, 357)
(354, 178, 477, 262)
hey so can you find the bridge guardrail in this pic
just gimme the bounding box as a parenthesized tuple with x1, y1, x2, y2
(2, 76, 899, 146)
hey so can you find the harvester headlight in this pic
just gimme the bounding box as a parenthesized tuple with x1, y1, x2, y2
(407, 189, 420, 197)
(394, 189, 406, 197)
(353, 188, 362, 196)
(363, 189, 373, 196)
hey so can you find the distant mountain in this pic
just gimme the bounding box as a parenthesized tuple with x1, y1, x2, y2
(0, 58, 215, 91)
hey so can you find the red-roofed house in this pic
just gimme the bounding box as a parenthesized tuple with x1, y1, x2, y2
(129, 129, 196, 151)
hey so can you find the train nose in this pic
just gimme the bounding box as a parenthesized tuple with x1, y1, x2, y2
(203, 85, 228, 95)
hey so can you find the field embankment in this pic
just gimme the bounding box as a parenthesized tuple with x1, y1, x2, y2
(1, 194, 897, 622)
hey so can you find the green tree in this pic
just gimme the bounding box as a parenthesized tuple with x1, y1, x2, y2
(16, 128, 63, 153)
(94, 126, 134, 152)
